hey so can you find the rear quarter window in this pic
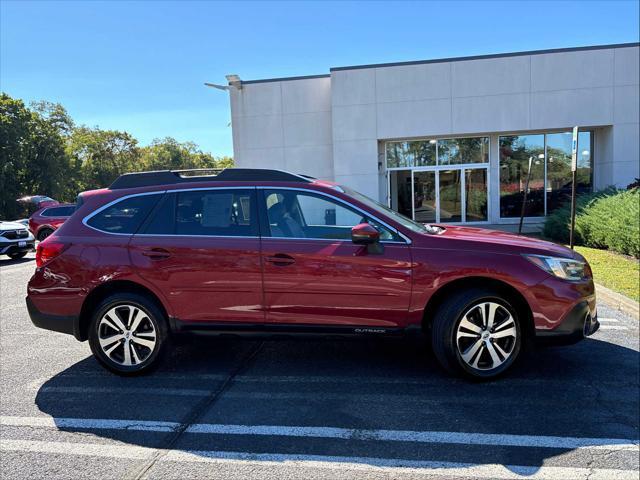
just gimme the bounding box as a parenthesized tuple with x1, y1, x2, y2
(42, 206, 75, 217)
(86, 194, 160, 234)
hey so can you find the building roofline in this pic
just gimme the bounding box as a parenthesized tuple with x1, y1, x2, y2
(330, 42, 640, 71)
(238, 42, 639, 84)
(241, 73, 330, 85)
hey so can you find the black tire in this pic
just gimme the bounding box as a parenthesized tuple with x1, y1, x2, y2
(431, 288, 522, 380)
(7, 251, 28, 260)
(88, 292, 169, 376)
(37, 228, 53, 242)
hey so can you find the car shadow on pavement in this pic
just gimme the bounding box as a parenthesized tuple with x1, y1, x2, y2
(35, 335, 640, 473)
(0, 256, 34, 267)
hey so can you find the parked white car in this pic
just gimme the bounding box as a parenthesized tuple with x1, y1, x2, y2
(0, 221, 35, 259)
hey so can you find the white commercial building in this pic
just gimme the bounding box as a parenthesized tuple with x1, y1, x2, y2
(228, 43, 640, 228)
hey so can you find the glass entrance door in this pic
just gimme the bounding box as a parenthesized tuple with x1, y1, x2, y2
(388, 167, 488, 224)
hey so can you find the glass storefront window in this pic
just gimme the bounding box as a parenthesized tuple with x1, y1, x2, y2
(386, 142, 414, 168)
(413, 171, 437, 223)
(414, 140, 437, 167)
(465, 169, 488, 221)
(545, 131, 593, 213)
(439, 170, 462, 222)
(438, 137, 489, 165)
(437, 139, 460, 165)
(499, 131, 593, 218)
(386, 137, 488, 168)
(499, 135, 545, 218)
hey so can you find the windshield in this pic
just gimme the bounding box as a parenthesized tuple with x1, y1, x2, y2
(342, 186, 431, 234)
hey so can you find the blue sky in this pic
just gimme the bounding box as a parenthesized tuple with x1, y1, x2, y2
(1, 1, 638, 157)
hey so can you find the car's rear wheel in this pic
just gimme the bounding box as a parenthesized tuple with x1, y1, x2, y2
(88, 293, 168, 376)
(7, 251, 28, 260)
(37, 228, 53, 242)
(431, 288, 521, 379)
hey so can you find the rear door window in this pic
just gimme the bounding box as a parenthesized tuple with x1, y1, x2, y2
(86, 194, 160, 234)
(164, 189, 258, 237)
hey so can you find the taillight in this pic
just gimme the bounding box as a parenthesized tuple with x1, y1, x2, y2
(36, 237, 69, 268)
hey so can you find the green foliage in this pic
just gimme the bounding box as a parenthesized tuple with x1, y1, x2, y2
(139, 137, 233, 172)
(543, 188, 640, 258)
(1, 94, 74, 219)
(0, 92, 233, 219)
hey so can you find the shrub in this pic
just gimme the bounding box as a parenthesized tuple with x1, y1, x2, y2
(543, 188, 639, 258)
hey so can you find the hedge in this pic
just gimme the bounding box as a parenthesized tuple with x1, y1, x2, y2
(543, 187, 639, 258)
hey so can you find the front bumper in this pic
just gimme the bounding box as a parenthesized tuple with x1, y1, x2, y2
(0, 240, 35, 255)
(536, 300, 600, 345)
(26, 296, 80, 339)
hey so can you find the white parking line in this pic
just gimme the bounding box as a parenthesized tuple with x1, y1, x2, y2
(0, 439, 636, 480)
(2, 416, 638, 451)
(599, 326, 629, 331)
(598, 318, 620, 323)
(38, 386, 214, 396)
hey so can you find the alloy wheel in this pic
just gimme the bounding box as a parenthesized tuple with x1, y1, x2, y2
(456, 301, 517, 371)
(97, 304, 157, 366)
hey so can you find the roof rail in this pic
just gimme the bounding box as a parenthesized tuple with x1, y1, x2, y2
(109, 168, 313, 189)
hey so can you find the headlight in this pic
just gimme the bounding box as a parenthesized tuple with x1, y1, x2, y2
(524, 254, 591, 281)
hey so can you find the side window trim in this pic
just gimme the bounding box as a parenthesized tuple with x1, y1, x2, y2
(258, 187, 409, 244)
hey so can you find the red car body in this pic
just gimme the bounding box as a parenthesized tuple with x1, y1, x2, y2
(28, 204, 75, 241)
(26, 169, 599, 377)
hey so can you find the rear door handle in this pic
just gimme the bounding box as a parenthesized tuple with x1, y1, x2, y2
(266, 253, 295, 266)
(141, 248, 171, 260)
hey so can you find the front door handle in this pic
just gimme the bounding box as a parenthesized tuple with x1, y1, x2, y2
(266, 253, 295, 266)
(141, 248, 171, 260)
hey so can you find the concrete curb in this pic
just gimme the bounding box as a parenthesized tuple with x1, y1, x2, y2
(595, 282, 639, 320)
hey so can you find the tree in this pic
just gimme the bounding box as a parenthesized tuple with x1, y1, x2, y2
(67, 127, 141, 191)
(1, 92, 233, 219)
(139, 137, 233, 172)
(0, 94, 72, 219)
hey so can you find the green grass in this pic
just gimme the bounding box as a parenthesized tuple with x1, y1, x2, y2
(575, 246, 640, 302)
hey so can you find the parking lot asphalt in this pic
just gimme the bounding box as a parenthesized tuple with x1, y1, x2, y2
(1, 253, 639, 479)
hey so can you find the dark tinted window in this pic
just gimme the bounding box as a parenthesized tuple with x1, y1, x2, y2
(87, 194, 160, 234)
(175, 189, 257, 236)
(141, 193, 176, 234)
(42, 206, 75, 217)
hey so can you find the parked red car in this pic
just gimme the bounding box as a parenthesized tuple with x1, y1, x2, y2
(27, 169, 599, 378)
(28, 204, 75, 241)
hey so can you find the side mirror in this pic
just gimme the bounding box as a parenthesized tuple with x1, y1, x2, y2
(351, 223, 380, 245)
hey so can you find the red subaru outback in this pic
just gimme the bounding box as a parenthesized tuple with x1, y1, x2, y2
(28, 203, 75, 241)
(27, 169, 599, 378)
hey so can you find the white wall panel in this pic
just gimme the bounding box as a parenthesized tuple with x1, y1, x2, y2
(375, 63, 451, 103)
(282, 77, 332, 114)
(377, 98, 452, 139)
(453, 94, 529, 133)
(531, 49, 614, 92)
(530, 88, 613, 130)
(332, 104, 377, 141)
(614, 46, 640, 86)
(452, 56, 530, 97)
(283, 111, 332, 147)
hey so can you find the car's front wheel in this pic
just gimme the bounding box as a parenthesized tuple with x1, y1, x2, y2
(88, 293, 168, 376)
(431, 288, 522, 379)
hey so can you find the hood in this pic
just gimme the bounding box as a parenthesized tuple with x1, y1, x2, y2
(433, 225, 575, 258)
(0, 221, 29, 232)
